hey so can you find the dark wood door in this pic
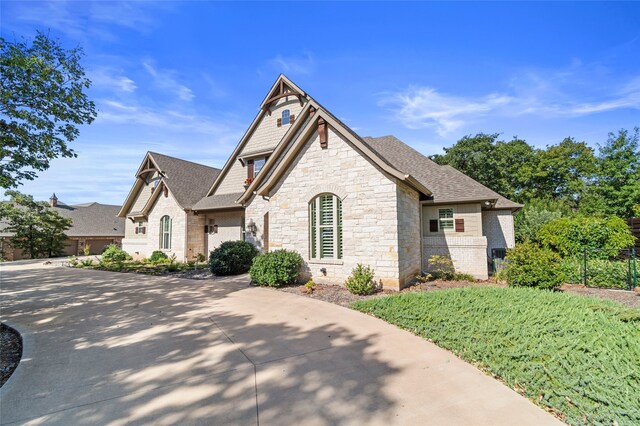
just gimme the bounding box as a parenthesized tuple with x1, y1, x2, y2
(263, 212, 269, 252)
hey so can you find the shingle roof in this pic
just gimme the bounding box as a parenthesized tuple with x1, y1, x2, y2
(361, 136, 522, 209)
(192, 192, 244, 211)
(148, 152, 221, 209)
(1, 202, 125, 238)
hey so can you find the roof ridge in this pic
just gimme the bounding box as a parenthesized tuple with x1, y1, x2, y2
(148, 151, 221, 172)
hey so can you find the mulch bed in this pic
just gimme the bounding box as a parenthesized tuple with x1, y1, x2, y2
(0, 323, 22, 388)
(276, 280, 640, 309)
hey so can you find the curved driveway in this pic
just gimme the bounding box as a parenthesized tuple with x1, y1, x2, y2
(0, 262, 562, 425)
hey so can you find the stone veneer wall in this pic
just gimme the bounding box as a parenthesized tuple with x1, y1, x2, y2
(482, 209, 516, 257)
(122, 190, 187, 260)
(396, 183, 422, 285)
(245, 125, 408, 289)
(185, 211, 206, 261)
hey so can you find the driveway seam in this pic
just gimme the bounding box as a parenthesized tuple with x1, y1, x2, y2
(208, 316, 260, 426)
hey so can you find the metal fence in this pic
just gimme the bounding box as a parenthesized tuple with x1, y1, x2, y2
(582, 248, 637, 290)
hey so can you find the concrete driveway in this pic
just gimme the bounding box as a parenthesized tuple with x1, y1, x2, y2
(0, 262, 562, 425)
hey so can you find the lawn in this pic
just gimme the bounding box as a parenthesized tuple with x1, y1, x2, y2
(352, 286, 640, 425)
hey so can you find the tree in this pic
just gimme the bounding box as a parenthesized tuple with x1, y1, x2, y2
(0, 191, 72, 259)
(531, 137, 597, 208)
(0, 32, 96, 189)
(590, 128, 640, 218)
(431, 133, 537, 201)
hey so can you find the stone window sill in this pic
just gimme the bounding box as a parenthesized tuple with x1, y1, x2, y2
(308, 259, 344, 266)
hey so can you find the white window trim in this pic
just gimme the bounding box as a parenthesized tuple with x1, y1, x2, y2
(438, 208, 454, 231)
(160, 215, 172, 250)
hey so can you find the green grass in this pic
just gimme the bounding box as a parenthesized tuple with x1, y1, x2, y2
(352, 287, 640, 425)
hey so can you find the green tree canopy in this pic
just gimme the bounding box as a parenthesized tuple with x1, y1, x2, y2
(0, 32, 96, 188)
(0, 191, 72, 259)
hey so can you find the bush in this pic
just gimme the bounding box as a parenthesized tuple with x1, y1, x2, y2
(249, 249, 302, 287)
(101, 244, 131, 263)
(427, 255, 456, 279)
(345, 264, 379, 295)
(503, 242, 564, 290)
(538, 215, 635, 258)
(561, 257, 631, 289)
(514, 202, 563, 243)
(149, 250, 168, 263)
(209, 241, 258, 275)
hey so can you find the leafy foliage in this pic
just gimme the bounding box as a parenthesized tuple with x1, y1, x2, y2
(514, 200, 564, 242)
(352, 287, 640, 425)
(503, 242, 564, 290)
(0, 32, 97, 188)
(249, 249, 302, 287)
(344, 264, 379, 295)
(538, 215, 635, 258)
(209, 240, 258, 275)
(149, 250, 168, 263)
(101, 244, 131, 263)
(560, 257, 633, 289)
(0, 190, 72, 258)
(426, 255, 476, 281)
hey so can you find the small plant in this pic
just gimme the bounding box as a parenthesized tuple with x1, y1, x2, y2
(453, 272, 476, 281)
(80, 258, 94, 267)
(345, 264, 379, 295)
(195, 253, 206, 263)
(415, 273, 433, 283)
(210, 241, 259, 275)
(82, 244, 91, 256)
(503, 242, 564, 290)
(427, 255, 456, 280)
(304, 280, 316, 294)
(249, 249, 302, 287)
(68, 256, 78, 267)
(101, 244, 131, 263)
(149, 250, 168, 263)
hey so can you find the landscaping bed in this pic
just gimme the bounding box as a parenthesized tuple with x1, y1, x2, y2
(352, 287, 640, 426)
(0, 323, 22, 388)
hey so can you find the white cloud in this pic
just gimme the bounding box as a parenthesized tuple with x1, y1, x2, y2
(382, 72, 640, 136)
(268, 53, 315, 75)
(143, 60, 194, 102)
(89, 67, 137, 93)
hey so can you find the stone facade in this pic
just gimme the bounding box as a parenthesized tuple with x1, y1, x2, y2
(204, 211, 244, 252)
(397, 183, 422, 284)
(245, 124, 420, 290)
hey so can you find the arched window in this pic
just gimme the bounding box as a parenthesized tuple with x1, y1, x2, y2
(282, 109, 290, 125)
(309, 194, 342, 259)
(160, 215, 172, 249)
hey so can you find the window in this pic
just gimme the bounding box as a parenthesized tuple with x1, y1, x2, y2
(254, 158, 265, 177)
(438, 208, 454, 231)
(282, 109, 290, 125)
(160, 215, 172, 249)
(135, 221, 146, 235)
(309, 194, 342, 259)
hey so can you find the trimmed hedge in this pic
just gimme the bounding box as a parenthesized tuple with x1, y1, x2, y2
(209, 241, 258, 275)
(503, 242, 564, 290)
(249, 249, 302, 287)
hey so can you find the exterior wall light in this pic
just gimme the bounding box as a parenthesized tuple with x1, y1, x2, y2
(247, 219, 257, 236)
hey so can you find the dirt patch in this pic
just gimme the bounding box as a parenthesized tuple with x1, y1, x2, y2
(0, 323, 22, 388)
(561, 284, 640, 309)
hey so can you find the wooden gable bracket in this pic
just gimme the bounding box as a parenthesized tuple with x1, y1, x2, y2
(264, 81, 303, 116)
(318, 117, 328, 149)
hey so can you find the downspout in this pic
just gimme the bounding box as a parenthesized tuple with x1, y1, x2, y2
(419, 201, 424, 273)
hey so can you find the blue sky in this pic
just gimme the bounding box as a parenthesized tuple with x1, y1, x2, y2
(2, 1, 639, 205)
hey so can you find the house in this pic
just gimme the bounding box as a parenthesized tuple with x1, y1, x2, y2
(0, 194, 125, 260)
(118, 75, 521, 289)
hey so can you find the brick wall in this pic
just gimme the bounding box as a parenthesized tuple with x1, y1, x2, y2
(482, 209, 516, 257)
(423, 235, 489, 279)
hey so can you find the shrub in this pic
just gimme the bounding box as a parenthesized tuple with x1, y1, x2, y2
(101, 244, 131, 263)
(80, 258, 94, 267)
(560, 257, 631, 289)
(149, 250, 168, 263)
(68, 256, 78, 267)
(427, 255, 456, 280)
(249, 249, 302, 287)
(209, 240, 259, 275)
(345, 264, 379, 295)
(82, 244, 91, 256)
(538, 215, 635, 258)
(304, 280, 316, 294)
(503, 242, 564, 290)
(514, 202, 563, 243)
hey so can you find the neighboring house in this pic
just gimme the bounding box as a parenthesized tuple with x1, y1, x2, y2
(0, 194, 125, 260)
(119, 75, 521, 289)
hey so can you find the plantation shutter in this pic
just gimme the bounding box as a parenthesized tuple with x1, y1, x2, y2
(277, 118, 282, 127)
(310, 200, 317, 258)
(455, 218, 465, 232)
(319, 194, 334, 258)
(290, 114, 295, 124)
(429, 219, 438, 232)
